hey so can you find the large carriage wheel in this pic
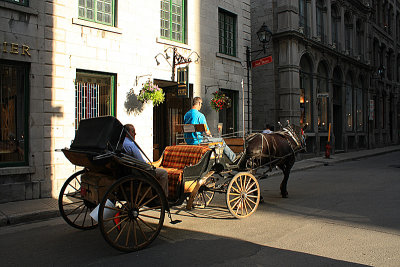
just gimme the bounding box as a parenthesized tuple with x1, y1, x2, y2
(192, 177, 216, 208)
(58, 170, 98, 230)
(98, 175, 166, 252)
(226, 172, 260, 219)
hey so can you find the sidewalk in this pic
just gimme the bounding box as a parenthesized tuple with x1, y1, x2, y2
(1, 145, 399, 227)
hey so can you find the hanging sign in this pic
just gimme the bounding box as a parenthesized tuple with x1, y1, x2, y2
(251, 55, 273, 68)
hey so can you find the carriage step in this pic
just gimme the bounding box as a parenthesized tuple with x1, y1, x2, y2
(170, 219, 182, 224)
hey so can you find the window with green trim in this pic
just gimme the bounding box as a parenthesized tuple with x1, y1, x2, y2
(75, 72, 116, 130)
(0, 60, 29, 167)
(160, 0, 185, 43)
(219, 9, 236, 57)
(78, 0, 115, 26)
(1, 0, 28, 6)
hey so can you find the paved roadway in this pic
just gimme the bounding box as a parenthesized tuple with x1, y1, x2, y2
(1, 152, 399, 267)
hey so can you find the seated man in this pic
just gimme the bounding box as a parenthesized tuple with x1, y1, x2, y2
(183, 97, 236, 162)
(262, 124, 274, 134)
(123, 124, 168, 197)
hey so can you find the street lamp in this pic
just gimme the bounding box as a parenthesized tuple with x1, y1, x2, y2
(246, 23, 272, 133)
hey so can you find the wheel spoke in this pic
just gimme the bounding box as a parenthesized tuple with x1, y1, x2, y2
(133, 219, 138, 247)
(228, 195, 240, 203)
(103, 205, 125, 213)
(114, 219, 129, 243)
(234, 178, 242, 192)
(72, 204, 85, 224)
(106, 217, 129, 235)
(120, 184, 130, 209)
(125, 221, 132, 247)
(246, 197, 257, 205)
(135, 218, 148, 241)
(247, 187, 258, 195)
(138, 217, 156, 232)
(67, 183, 79, 193)
(63, 200, 84, 206)
(66, 202, 85, 216)
(102, 213, 128, 222)
(137, 186, 152, 208)
(140, 213, 162, 220)
(82, 206, 88, 227)
(230, 185, 241, 194)
(135, 182, 143, 207)
(243, 198, 249, 215)
(138, 194, 158, 209)
(231, 198, 241, 210)
(140, 206, 162, 212)
(130, 181, 134, 205)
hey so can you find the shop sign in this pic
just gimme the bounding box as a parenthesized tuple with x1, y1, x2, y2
(317, 92, 329, 98)
(2, 42, 31, 56)
(177, 67, 189, 98)
(251, 55, 273, 68)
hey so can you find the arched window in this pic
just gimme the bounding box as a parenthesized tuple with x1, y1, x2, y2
(356, 78, 363, 131)
(345, 73, 353, 131)
(317, 62, 329, 131)
(299, 55, 313, 129)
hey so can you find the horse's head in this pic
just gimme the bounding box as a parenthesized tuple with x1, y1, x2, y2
(290, 123, 307, 150)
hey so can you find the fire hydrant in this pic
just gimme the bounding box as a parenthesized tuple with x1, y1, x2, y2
(325, 143, 331, 158)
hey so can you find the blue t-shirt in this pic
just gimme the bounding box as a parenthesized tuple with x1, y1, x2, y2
(183, 109, 208, 145)
(122, 137, 145, 162)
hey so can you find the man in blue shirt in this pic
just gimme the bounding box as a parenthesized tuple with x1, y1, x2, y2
(183, 97, 236, 162)
(123, 124, 168, 197)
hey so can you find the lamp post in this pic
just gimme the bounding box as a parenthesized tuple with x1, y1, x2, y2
(246, 23, 272, 133)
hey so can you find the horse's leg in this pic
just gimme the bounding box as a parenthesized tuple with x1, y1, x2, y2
(279, 155, 295, 198)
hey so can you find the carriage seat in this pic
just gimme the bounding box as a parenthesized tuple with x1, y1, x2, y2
(152, 145, 210, 200)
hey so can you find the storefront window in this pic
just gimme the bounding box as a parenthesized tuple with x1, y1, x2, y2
(345, 83, 353, 131)
(75, 71, 115, 129)
(299, 55, 313, 129)
(0, 61, 28, 166)
(317, 63, 328, 131)
(356, 86, 363, 131)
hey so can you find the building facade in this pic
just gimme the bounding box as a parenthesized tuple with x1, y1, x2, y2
(0, 0, 251, 203)
(251, 0, 400, 154)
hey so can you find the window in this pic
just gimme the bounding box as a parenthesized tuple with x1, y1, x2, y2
(0, 61, 29, 167)
(75, 72, 116, 129)
(316, 0, 325, 42)
(300, 56, 313, 129)
(356, 86, 363, 131)
(331, 6, 339, 48)
(345, 79, 353, 131)
(219, 9, 236, 57)
(78, 0, 115, 26)
(317, 63, 328, 131)
(2, 0, 28, 6)
(160, 0, 185, 43)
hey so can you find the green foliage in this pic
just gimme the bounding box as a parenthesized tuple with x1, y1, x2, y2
(137, 80, 165, 106)
(210, 91, 231, 111)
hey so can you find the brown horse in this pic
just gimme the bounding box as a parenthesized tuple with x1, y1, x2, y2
(239, 124, 306, 198)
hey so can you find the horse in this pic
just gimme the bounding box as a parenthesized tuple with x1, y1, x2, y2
(238, 124, 306, 198)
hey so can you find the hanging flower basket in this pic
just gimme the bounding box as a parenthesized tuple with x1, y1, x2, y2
(137, 80, 165, 106)
(210, 91, 232, 111)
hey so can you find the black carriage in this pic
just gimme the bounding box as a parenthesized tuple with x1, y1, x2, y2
(59, 116, 305, 252)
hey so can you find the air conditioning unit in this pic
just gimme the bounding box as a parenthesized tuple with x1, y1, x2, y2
(299, 26, 304, 34)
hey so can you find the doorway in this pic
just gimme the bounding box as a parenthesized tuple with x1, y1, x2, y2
(218, 89, 238, 135)
(153, 80, 192, 160)
(333, 84, 342, 150)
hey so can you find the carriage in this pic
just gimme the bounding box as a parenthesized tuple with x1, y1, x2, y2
(58, 116, 305, 252)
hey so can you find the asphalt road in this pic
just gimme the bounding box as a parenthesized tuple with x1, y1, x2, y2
(1, 152, 400, 266)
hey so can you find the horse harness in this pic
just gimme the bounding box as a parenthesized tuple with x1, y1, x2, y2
(246, 127, 304, 171)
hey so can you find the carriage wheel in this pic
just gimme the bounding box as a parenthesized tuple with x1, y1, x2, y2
(58, 170, 98, 230)
(98, 175, 166, 252)
(192, 177, 216, 208)
(226, 172, 260, 219)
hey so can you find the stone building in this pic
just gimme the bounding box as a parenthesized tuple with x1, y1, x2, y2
(251, 0, 400, 154)
(0, 0, 251, 203)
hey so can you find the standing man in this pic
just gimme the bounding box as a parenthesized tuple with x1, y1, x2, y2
(183, 97, 237, 162)
(123, 124, 168, 197)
